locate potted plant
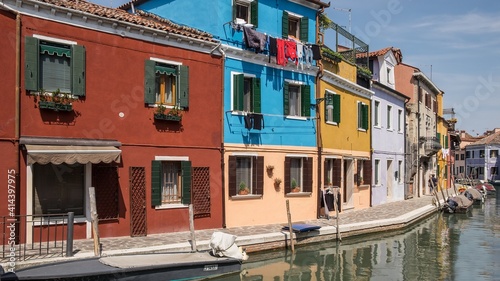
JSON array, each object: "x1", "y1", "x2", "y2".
[
  {"x1": 357, "y1": 66, "x2": 372, "y2": 79},
  {"x1": 154, "y1": 104, "x2": 182, "y2": 121},
  {"x1": 291, "y1": 178, "x2": 300, "y2": 193},
  {"x1": 274, "y1": 178, "x2": 282, "y2": 189},
  {"x1": 266, "y1": 165, "x2": 274, "y2": 176},
  {"x1": 321, "y1": 47, "x2": 343, "y2": 63},
  {"x1": 238, "y1": 181, "x2": 249, "y2": 195},
  {"x1": 37, "y1": 89, "x2": 75, "y2": 111}
]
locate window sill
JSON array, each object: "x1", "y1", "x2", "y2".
[
  {"x1": 286, "y1": 116, "x2": 307, "y2": 121},
  {"x1": 286, "y1": 192, "x2": 311, "y2": 197},
  {"x1": 33, "y1": 216, "x2": 87, "y2": 226},
  {"x1": 357, "y1": 128, "x2": 367, "y2": 132},
  {"x1": 326, "y1": 121, "x2": 338, "y2": 126},
  {"x1": 231, "y1": 194, "x2": 262, "y2": 200},
  {"x1": 155, "y1": 203, "x2": 188, "y2": 210}
]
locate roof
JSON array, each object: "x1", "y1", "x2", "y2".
[
  {"x1": 27, "y1": 0, "x2": 215, "y2": 42},
  {"x1": 469, "y1": 131, "x2": 500, "y2": 146},
  {"x1": 357, "y1": 46, "x2": 403, "y2": 64},
  {"x1": 118, "y1": 0, "x2": 330, "y2": 10}
]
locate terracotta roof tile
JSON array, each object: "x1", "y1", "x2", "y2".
[
  {"x1": 470, "y1": 131, "x2": 500, "y2": 145},
  {"x1": 33, "y1": 0, "x2": 215, "y2": 42},
  {"x1": 356, "y1": 46, "x2": 403, "y2": 64}
]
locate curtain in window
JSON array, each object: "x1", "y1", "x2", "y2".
[{"x1": 40, "y1": 53, "x2": 71, "y2": 93}]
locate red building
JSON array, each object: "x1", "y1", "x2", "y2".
[{"x1": 0, "y1": 0, "x2": 224, "y2": 242}]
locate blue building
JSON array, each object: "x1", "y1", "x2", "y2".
[{"x1": 120, "y1": 0, "x2": 330, "y2": 226}]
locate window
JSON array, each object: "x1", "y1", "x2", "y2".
[
  {"x1": 386, "y1": 67, "x2": 393, "y2": 84},
  {"x1": 284, "y1": 82, "x2": 310, "y2": 117},
  {"x1": 33, "y1": 163, "x2": 84, "y2": 216},
  {"x1": 25, "y1": 36, "x2": 85, "y2": 96},
  {"x1": 357, "y1": 102, "x2": 369, "y2": 130},
  {"x1": 387, "y1": 105, "x2": 392, "y2": 130},
  {"x1": 228, "y1": 156, "x2": 263, "y2": 196},
  {"x1": 480, "y1": 150, "x2": 485, "y2": 158},
  {"x1": 325, "y1": 91, "x2": 340, "y2": 124},
  {"x1": 233, "y1": 74, "x2": 261, "y2": 112},
  {"x1": 461, "y1": 153, "x2": 465, "y2": 160},
  {"x1": 285, "y1": 157, "x2": 312, "y2": 193},
  {"x1": 151, "y1": 160, "x2": 191, "y2": 206},
  {"x1": 490, "y1": 150, "x2": 498, "y2": 158},
  {"x1": 282, "y1": 11, "x2": 308, "y2": 41},
  {"x1": 324, "y1": 158, "x2": 341, "y2": 187},
  {"x1": 472, "y1": 151, "x2": 475, "y2": 158},
  {"x1": 374, "y1": 159, "x2": 380, "y2": 185},
  {"x1": 398, "y1": 160, "x2": 403, "y2": 183},
  {"x1": 466, "y1": 151, "x2": 470, "y2": 158},
  {"x1": 233, "y1": 0, "x2": 258, "y2": 26},
  {"x1": 398, "y1": 109, "x2": 403, "y2": 132},
  {"x1": 144, "y1": 60, "x2": 189, "y2": 108},
  {"x1": 374, "y1": 101, "x2": 380, "y2": 127},
  {"x1": 491, "y1": 167, "x2": 498, "y2": 177}
]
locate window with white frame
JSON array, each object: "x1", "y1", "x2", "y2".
[
  {"x1": 387, "y1": 105, "x2": 392, "y2": 130},
  {"x1": 374, "y1": 100, "x2": 380, "y2": 127},
  {"x1": 25, "y1": 36, "x2": 85, "y2": 96},
  {"x1": 233, "y1": 73, "x2": 261, "y2": 113},
  {"x1": 325, "y1": 91, "x2": 340, "y2": 124},
  {"x1": 151, "y1": 160, "x2": 191, "y2": 206},
  {"x1": 233, "y1": 0, "x2": 258, "y2": 26},
  {"x1": 33, "y1": 163, "x2": 85, "y2": 216},
  {"x1": 284, "y1": 81, "x2": 310, "y2": 117},
  {"x1": 374, "y1": 159, "x2": 380, "y2": 185},
  {"x1": 144, "y1": 60, "x2": 189, "y2": 108},
  {"x1": 282, "y1": 11, "x2": 308, "y2": 41},
  {"x1": 490, "y1": 150, "x2": 498, "y2": 158},
  {"x1": 398, "y1": 109, "x2": 403, "y2": 132},
  {"x1": 357, "y1": 101, "x2": 369, "y2": 130}
]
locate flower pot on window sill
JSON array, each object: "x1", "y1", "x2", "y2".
[
  {"x1": 291, "y1": 187, "x2": 301, "y2": 193},
  {"x1": 154, "y1": 113, "x2": 182, "y2": 121},
  {"x1": 39, "y1": 101, "x2": 73, "y2": 111}
]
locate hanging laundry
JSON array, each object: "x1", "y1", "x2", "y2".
[
  {"x1": 244, "y1": 114, "x2": 252, "y2": 129},
  {"x1": 296, "y1": 41, "x2": 304, "y2": 70},
  {"x1": 243, "y1": 26, "x2": 267, "y2": 53},
  {"x1": 268, "y1": 37, "x2": 277, "y2": 63},
  {"x1": 252, "y1": 113, "x2": 264, "y2": 130},
  {"x1": 304, "y1": 44, "x2": 313, "y2": 68},
  {"x1": 284, "y1": 40, "x2": 298, "y2": 65},
  {"x1": 311, "y1": 44, "x2": 322, "y2": 60},
  {"x1": 276, "y1": 38, "x2": 286, "y2": 66}
]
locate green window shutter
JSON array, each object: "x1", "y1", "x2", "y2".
[
  {"x1": 233, "y1": 74, "x2": 244, "y2": 110},
  {"x1": 300, "y1": 16, "x2": 309, "y2": 42},
  {"x1": 144, "y1": 60, "x2": 156, "y2": 104},
  {"x1": 437, "y1": 166, "x2": 440, "y2": 178},
  {"x1": 333, "y1": 94, "x2": 341, "y2": 123},
  {"x1": 151, "y1": 160, "x2": 162, "y2": 207},
  {"x1": 283, "y1": 82, "x2": 289, "y2": 116},
  {"x1": 71, "y1": 44, "x2": 86, "y2": 96},
  {"x1": 250, "y1": 0, "x2": 258, "y2": 27},
  {"x1": 445, "y1": 135, "x2": 448, "y2": 149},
  {"x1": 25, "y1": 36, "x2": 39, "y2": 91},
  {"x1": 362, "y1": 104, "x2": 369, "y2": 130},
  {"x1": 437, "y1": 132, "x2": 441, "y2": 146},
  {"x1": 181, "y1": 161, "x2": 192, "y2": 205},
  {"x1": 282, "y1": 11, "x2": 289, "y2": 38},
  {"x1": 252, "y1": 78, "x2": 261, "y2": 113},
  {"x1": 178, "y1": 65, "x2": 189, "y2": 108},
  {"x1": 301, "y1": 85, "x2": 311, "y2": 117}
]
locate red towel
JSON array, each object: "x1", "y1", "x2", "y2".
[{"x1": 284, "y1": 40, "x2": 298, "y2": 65}]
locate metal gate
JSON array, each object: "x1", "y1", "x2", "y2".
[
  {"x1": 129, "y1": 167, "x2": 147, "y2": 237},
  {"x1": 191, "y1": 167, "x2": 211, "y2": 218}
]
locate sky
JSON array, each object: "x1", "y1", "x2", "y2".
[{"x1": 90, "y1": 0, "x2": 500, "y2": 136}]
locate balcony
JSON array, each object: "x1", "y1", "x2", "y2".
[{"x1": 420, "y1": 137, "x2": 441, "y2": 156}]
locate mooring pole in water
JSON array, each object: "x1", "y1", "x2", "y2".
[
  {"x1": 431, "y1": 180, "x2": 441, "y2": 209},
  {"x1": 189, "y1": 204, "x2": 197, "y2": 252},
  {"x1": 334, "y1": 187, "x2": 341, "y2": 242},
  {"x1": 286, "y1": 200, "x2": 295, "y2": 253}
]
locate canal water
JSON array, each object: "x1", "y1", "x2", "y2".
[{"x1": 212, "y1": 194, "x2": 499, "y2": 281}]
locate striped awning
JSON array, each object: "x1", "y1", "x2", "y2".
[{"x1": 25, "y1": 145, "x2": 121, "y2": 165}]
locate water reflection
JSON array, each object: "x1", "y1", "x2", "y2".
[{"x1": 211, "y1": 195, "x2": 498, "y2": 281}]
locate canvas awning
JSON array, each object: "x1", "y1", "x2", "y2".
[{"x1": 25, "y1": 145, "x2": 121, "y2": 165}]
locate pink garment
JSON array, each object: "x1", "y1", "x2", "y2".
[
  {"x1": 276, "y1": 39, "x2": 286, "y2": 66},
  {"x1": 284, "y1": 40, "x2": 298, "y2": 65}
]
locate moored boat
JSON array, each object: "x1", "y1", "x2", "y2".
[
  {"x1": 475, "y1": 182, "x2": 496, "y2": 196},
  {"x1": 441, "y1": 194, "x2": 473, "y2": 214}
]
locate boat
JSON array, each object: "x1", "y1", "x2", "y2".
[
  {"x1": 458, "y1": 186, "x2": 485, "y2": 205},
  {"x1": 441, "y1": 194, "x2": 473, "y2": 214},
  {"x1": 1, "y1": 232, "x2": 247, "y2": 281},
  {"x1": 475, "y1": 182, "x2": 496, "y2": 196}
]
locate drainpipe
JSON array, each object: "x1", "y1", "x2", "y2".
[
  {"x1": 212, "y1": 43, "x2": 227, "y2": 228},
  {"x1": 15, "y1": 11, "x2": 22, "y2": 218},
  {"x1": 403, "y1": 97, "x2": 410, "y2": 199},
  {"x1": 315, "y1": 7, "x2": 325, "y2": 218},
  {"x1": 416, "y1": 79, "x2": 421, "y2": 198}
]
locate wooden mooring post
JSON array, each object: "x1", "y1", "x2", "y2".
[
  {"x1": 286, "y1": 200, "x2": 295, "y2": 253},
  {"x1": 88, "y1": 187, "x2": 101, "y2": 256},
  {"x1": 189, "y1": 204, "x2": 197, "y2": 252}
]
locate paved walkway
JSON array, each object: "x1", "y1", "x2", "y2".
[{"x1": 8, "y1": 194, "x2": 442, "y2": 268}]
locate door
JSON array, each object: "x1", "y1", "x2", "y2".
[
  {"x1": 343, "y1": 159, "x2": 354, "y2": 208},
  {"x1": 130, "y1": 166, "x2": 147, "y2": 237},
  {"x1": 386, "y1": 160, "x2": 393, "y2": 202}
]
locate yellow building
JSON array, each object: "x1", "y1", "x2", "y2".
[
  {"x1": 436, "y1": 91, "x2": 449, "y2": 190},
  {"x1": 318, "y1": 52, "x2": 374, "y2": 211}
]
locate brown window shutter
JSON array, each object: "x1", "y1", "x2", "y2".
[
  {"x1": 363, "y1": 160, "x2": 372, "y2": 185},
  {"x1": 284, "y1": 157, "x2": 291, "y2": 194},
  {"x1": 332, "y1": 159, "x2": 342, "y2": 187},
  {"x1": 323, "y1": 159, "x2": 328, "y2": 185},
  {"x1": 303, "y1": 157, "x2": 313, "y2": 192},
  {"x1": 254, "y1": 156, "x2": 264, "y2": 195},
  {"x1": 228, "y1": 156, "x2": 237, "y2": 196}
]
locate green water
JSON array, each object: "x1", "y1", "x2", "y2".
[{"x1": 213, "y1": 194, "x2": 499, "y2": 281}]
